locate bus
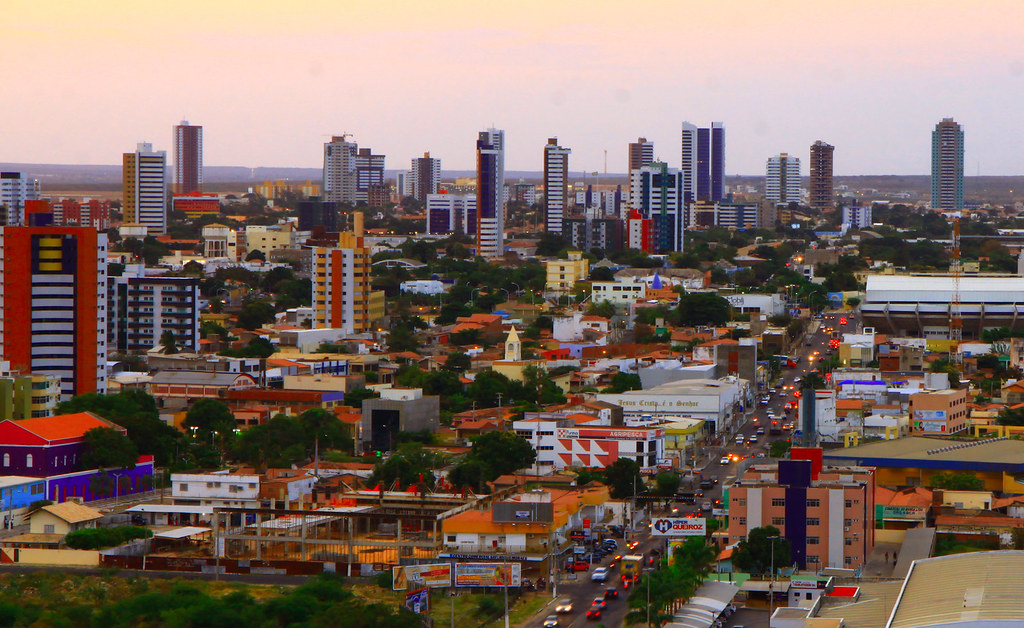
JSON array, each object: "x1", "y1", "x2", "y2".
[{"x1": 620, "y1": 555, "x2": 644, "y2": 584}]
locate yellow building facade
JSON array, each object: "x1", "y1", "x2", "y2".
[{"x1": 545, "y1": 250, "x2": 589, "y2": 294}]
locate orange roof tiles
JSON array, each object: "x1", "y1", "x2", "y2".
[{"x1": 12, "y1": 412, "x2": 121, "y2": 442}]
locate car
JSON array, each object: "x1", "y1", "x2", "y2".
[
  {"x1": 700, "y1": 479, "x2": 714, "y2": 489},
  {"x1": 756, "y1": 427, "x2": 766, "y2": 435},
  {"x1": 755, "y1": 452, "x2": 767, "y2": 458},
  {"x1": 604, "y1": 587, "x2": 619, "y2": 600},
  {"x1": 591, "y1": 567, "x2": 609, "y2": 582},
  {"x1": 627, "y1": 541, "x2": 640, "y2": 550},
  {"x1": 591, "y1": 597, "x2": 607, "y2": 610},
  {"x1": 701, "y1": 500, "x2": 712, "y2": 511},
  {"x1": 586, "y1": 608, "x2": 602, "y2": 620},
  {"x1": 735, "y1": 436, "x2": 745, "y2": 445},
  {"x1": 573, "y1": 560, "x2": 589, "y2": 571},
  {"x1": 603, "y1": 539, "x2": 619, "y2": 549},
  {"x1": 542, "y1": 616, "x2": 560, "y2": 628},
  {"x1": 720, "y1": 456, "x2": 730, "y2": 465},
  {"x1": 554, "y1": 600, "x2": 574, "y2": 614}
]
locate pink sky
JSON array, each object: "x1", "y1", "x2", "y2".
[{"x1": 2, "y1": 0, "x2": 1023, "y2": 175}]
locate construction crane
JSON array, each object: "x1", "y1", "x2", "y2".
[{"x1": 950, "y1": 219, "x2": 963, "y2": 363}]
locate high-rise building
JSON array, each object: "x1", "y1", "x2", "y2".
[
  {"x1": 0, "y1": 225, "x2": 108, "y2": 399},
  {"x1": 543, "y1": 138, "x2": 571, "y2": 234},
  {"x1": 297, "y1": 197, "x2": 340, "y2": 232},
  {"x1": 766, "y1": 153, "x2": 801, "y2": 205},
  {"x1": 842, "y1": 205, "x2": 872, "y2": 230},
  {"x1": 630, "y1": 163, "x2": 685, "y2": 253},
  {"x1": 426, "y1": 193, "x2": 476, "y2": 235},
  {"x1": 122, "y1": 142, "x2": 168, "y2": 235},
  {"x1": 311, "y1": 213, "x2": 385, "y2": 334},
  {"x1": 689, "y1": 201, "x2": 763, "y2": 230},
  {"x1": 409, "y1": 152, "x2": 441, "y2": 203},
  {"x1": 628, "y1": 137, "x2": 654, "y2": 175},
  {"x1": 108, "y1": 264, "x2": 199, "y2": 354},
  {"x1": 0, "y1": 172, "x2": 40, "y2": 226},
  {"x1": 354, "y1": 147, "x2": 385, "y2": 206},
  {"x1": 564, "y1": 210, "x2": 623, "y2": 254},
  {"x1": 627, "y1": 137, "x2": 654, "y2": 213},
  {"x1": 323, "y1": 135, "x2": 357, "y2": 205},
  {"x1": 809, "y1": 140, "x2": 834, "y2": 210},
  {"x1": 476, "y1": 128, "x2": 505, "y2": 258},
  {"x1": 681, "y1": 122, "x2": 725, "y2": 204},
  {"x1": 52, "y1": 199, "x2": 111, "y2": 230},
  {"x1": 931, "y1": 117, "x2": 964, "y2": 211},
  {"x1": 172, "y1": 191, "x2": 219, "y2": 219},
  {"x1": 173, "y1": 121, "x2": 203, "y2": 194}
]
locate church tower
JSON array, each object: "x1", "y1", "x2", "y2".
[{"x1": 504, "y1": 326, "x2": 522, "y2": 362}]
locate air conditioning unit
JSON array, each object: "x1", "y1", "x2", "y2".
[{"x1": 844, "y1": 527, "x2": 850, "y2": 532}]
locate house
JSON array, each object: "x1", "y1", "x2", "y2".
[
  {"x1": 0, "y1": 412, "x2": 123, "y2": 477},
  {"x1": 29, "y1": 501, "x2": 102, "y2": 536}
]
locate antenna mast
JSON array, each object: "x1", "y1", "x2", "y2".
[{"x1": 950, "y1": 219, "x2": 963, "y2": 363}]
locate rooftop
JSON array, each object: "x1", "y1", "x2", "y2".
[
  {"x1": 886, "y1": 551, "x2": 1024, "y2": 628},
  {"x1": 1, "y1": 412, "x2": 121, "y2": 443},
  {"x1": 38, "y1": 501, "x2": 103, "y2": 524},
  {"x1": 823, "y1": 435, "x2": 1024, "y2": 471}
]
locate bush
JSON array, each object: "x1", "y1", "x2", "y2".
[
  {"x1": 65, "y1": 526, "x2": 153, "y2": 550},
  {"x1": 373, "y1": 570, "x2": 393, "y2": 589}
]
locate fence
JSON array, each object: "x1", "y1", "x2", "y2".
[{"x1": 99, "y1": 554, "x2": 357, "y2": 576}]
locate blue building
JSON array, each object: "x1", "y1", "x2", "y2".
[{"x1": 0, "y1": 475, "x2": 47, "y2": 526}]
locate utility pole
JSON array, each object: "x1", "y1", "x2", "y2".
[
  {"x1": 769, "y1": 535, "x2": 779, "y2": 619},
  {"x1": 503, "y1": 562, "x2": 510, "y2": 628}
]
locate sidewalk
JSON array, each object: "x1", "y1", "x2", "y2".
[{"x1": 864, "y1": 542, "x2": 901, "y2": 578}]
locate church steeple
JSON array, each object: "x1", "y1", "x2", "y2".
[{"x1": 504, "y1": 326, "x2": 521, "y2": 362}]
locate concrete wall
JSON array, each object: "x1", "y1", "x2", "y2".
[
  {"x1": 8, "y1": 548, "x2": 100, "y2": 566},
  {"x1": 875, "y1": 529, "x2": 907, "y2": 545}
]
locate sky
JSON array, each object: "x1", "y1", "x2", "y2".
[{"x1": 3, "y1": 0, "x2": 1024, "y2": 176}]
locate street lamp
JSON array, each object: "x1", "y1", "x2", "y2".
[
  {"x1": 768, "y1": 535, "x2": 780, "y2": 618},
  {"x1": 509, "y1": 283, "x2": 521, "y2": 298},
  {"x1": 111, "y1": 472, "x2": 124, "y2": 509}
]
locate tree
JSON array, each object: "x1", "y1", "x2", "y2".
[
  {"x1": 236, "y1": 299, "x2": 276, "y2": 330},
  {"x1": 997, "y1": 406, "x2": 1024, "y2": 426},
  {"x1": 369, "y1": 443, "x2": 442, "y2": 489},
  {"x1": 469, "y1": 431, "x2": 536, "y2": 478},
  {"x1": 245, "y1": 249, "x2": 266, "y2": 262},
  {"x1": 442, "y1": 351, "x2": 471, "y2": 372},
  {"x1": 732, "y1": 525, "x2": 791, "y2": 577},
  {"x1": 929, "y1": 471, "x2": 984, "y2": 491},
  {"x1": 676, "y1": 292, "x2": 732, "y2": 326},
  {"x1": 601, "y1": 372, "x2": 642, "y2": 394},
  {"x1": 769, "y1": 439, "x2": 791, "y2": 459},
  {"x1": 654, "y1": 472, "x2": 681, "y2": 497},
  {"x1": 585, "y1": 300, "x2": 617, "y2": 319},
  {"x1": 535, "y1": 232, "x2": 569, "y2": 256},
  {"x1": 800, "y1": 371, "x2": 828, "y2": 390},
  {"x1": 83, "y1": 427, "x2": 138, "y2": 470},
  {"x1": 604, "y1": 458, "x2": 643, "y2": 499},
  {"x1": 56, "y1": 390, "x2": 183, "y2": 467},
  {"x1": 160, "y1": 330, "x2": 179, "y2": 354},
  {"x1": 233, "y1": 415, "x2": 307, "y2": 471},
  {"x1": 447, "y1": 457, "x2": 491, "y2": 493},
  {"x1": 183, "y1": 399, "x2": 237, "y2": 440},
  {"x1": 343, "y1": 387, "x2": 379, "y2": 410},
  {"x1": 298, "y1": 408, "x2": 351, "y2": 456}
]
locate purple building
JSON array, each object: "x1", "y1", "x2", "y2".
[{"x1": 0, "y1": 411, "x2": 153, "y2": 502}]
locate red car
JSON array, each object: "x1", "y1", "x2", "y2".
[
  {"x1": 573, "y1": 560, "x2": 589, "y2": 571},
  {"x1": 586, "y1": 608, "x2": 602, "y2": 620}
]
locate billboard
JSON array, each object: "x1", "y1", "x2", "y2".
[
  {"x1": 393, "y1": 563, "x2": 453, "y2": 590},
  {"x1": 454, "y1": 563, "x2": 521, "y2": 587},
  {"x1": 405, "y1": 588, "x2": 430, "y2": 614},
  {"x1": 650, "y1": 517, "x2": 706, "y2": 537}
]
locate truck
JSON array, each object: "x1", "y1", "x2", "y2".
[{"x1": 620, "y1": 555, "x2": 644, "y2": 584}]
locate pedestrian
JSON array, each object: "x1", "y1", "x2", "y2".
[
  {"x1": 884, "y1": 551, "x2": 888, "y2": 563},
  {"x1": 893, "y1": 551, "x2": 898, "y2": 566}
]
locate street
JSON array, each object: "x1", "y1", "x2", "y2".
[{"x1": 521, "y1": 312, "x2": 853, "y2": 627}]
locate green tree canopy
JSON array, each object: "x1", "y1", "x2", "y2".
[
  {"x1": 732, "y1": 525, "x2": 791, "y2": 576},
  {"x1": 676, "y1": 292, "x2": 732, "y2": 326},
  {"x1": 183, "y1": 399, "x2": 237, "y2": 439},
  {"x1": 654, "y1": 472, "x2": 681, "y2": 497},
  {"x1": 929, "y1": 471, "x2": 984, "y2": 491},
  {"x1": 603, "y1": 458, "x2": 644, "y2": 500},
  {"x1": 83, "y1": 427, "x2": 138, "y2": 470},
  {"x1": 601, "y1": 372, "x2": 642, "y2": 394},
  {"x1": 233, "y1": 414, "x2": 307, "y2": 471}
]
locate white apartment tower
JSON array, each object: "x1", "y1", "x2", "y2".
[
  {"x1": 543, "y1": 138, "x2": 571, "y2": 234},
  {"x1": 122, "y1": 142, "x2": 168, "y2": 235},
  {"x1": 476, "y1": 128, "x2": 505, "y2": 258},
  {"x1": 323, "y1": 135, "x2": 358, "y2": 205},
  {"x1": 766, "y1": 153, "x2": 802, "y2": 205},
  {"x1": 0, "y1": 172, "x2": 40, "y2": 226}
]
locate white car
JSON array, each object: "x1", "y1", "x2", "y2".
[
  {"x1": 554, "y1": 600, "x2": 574, "y2": 614},
  {"x1": 720, "y1": 456, "x2": 730, "y2": 465},
  {"x1": 591, "y1": 567, "x2": 609, "y2": 583}
]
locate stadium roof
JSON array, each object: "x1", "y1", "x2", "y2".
[
  {"x1": 886, "y1": 551, "x2": 1024, "y2": 627},
  {"x1": 822, "y1": 436, "x2": 1024, "y2": 473}
]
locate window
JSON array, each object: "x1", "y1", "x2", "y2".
[
  {"x1": 2, "y1": 454, "x2": 7, "y2": 467},
  {"x1": 25, "y1": 454, "x2": 32, "y2": 468},
  {"x1": 807, "y1": 537, "x2": 820, "y2": 545},
  {"x1": 845, "y1": 499, "x2": 853, "y2": 508},
  {"x1": 771, "y1": 498, "x2": 785, "y2": 507},
  {"x1": 31, "y1": 483, "x2": 43, "y2": 495},
  {"x1": 636, "y1": 442, "x2": 645, "y2": 452},
  {"x1": 807, "y1": 555, "x2": 819, "y2": 564},
  {"x1": 845, "y1": 538, "x2": 853, "y2": 546},
  {"x1": 447, "y1": 535, "x2": 456, "y2": 542},
  {"x1": 806, "y1": 592, "x2": 813, "y2": 600},
  {"x1": 738, "y1": 517, "x2": 746, "y2": 525},
  {"x1": 537, "y1": 445, "x2": 554, "y2": 451},
  {"x1": 844, "y1": 556, "x2": 854, "y2": 566},
  {"x1": 807, "y1": 517, "x2": 820, "y2": 526},
  {"x1": 735, "y1": 498, "x2": 747, "y2": 506},
  {"x1": 44, "y1": 524, "x2": 54, "y2": 534},
  {"x1": 771, "y1": 517, "x2": 785, "y2": 526},
  {"x1": 806, "y1": 498, "x2": 820, "y2": 508},
  {"x1": 179, "y1": 483, "x2": 189, "y2": 492},
  {"x1": 844, "y1": 518, "x2": 852, "y2": 527}
]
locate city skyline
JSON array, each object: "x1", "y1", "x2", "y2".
[{"x1": 1, "y1": 1, "x2": 1023, "y2": 175}]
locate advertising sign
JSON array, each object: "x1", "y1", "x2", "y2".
[
  {"x1": 454, "y1": 563, "x2": 521, "y2": 587},
  {"x1": 392, "y1": 563, "x2": 453, "y2": 590},
  {"x1": 913, "y1": 410, "x2": 947, "y2": 421},
  {"x1": 914, "y1": 420, "x2": 946, "y2": 432},
  {"x1": 405, "y1": 588, "x2": 430, "y2": 614},
  {"x1": 790, "y1": 578, "x2": 819, "y2": 589},
  {"x1": 881, "y1": 505, "x2": 927, "y2": 520},
  {"x1": 650, "y1": 517, "x2": 707, "y2": 537}
]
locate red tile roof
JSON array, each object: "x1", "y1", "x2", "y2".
[{"x1": 1, "y1": 412, "x2": 122, "y2": 445}]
